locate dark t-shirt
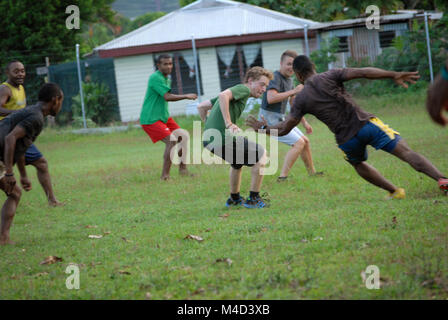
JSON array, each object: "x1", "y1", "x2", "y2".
[
  {"x1": 0, "y1": 105, "x2": 44, "y2": 162},
  {"x1": 290, "y1": 68, "x2": 375, "y2": 144},
  {"x1": 261, "y1": 71, "x2": 292, "y2": 114}
]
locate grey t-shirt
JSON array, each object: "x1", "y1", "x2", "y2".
[
  {"x1": 0, "y1": 105, "x2": 44, "y2": 163},
  {"x1": 261, "y1": 70, "x2": 293, "y2": 114},
  {"x1": 290, "y1": 68, "x2": 375, "y2": 145}
]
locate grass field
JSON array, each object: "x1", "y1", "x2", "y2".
[{"x1": 0, "y1": 89, "x2": 447, "y2": 299}]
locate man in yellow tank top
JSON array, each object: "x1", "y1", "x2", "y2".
[{"x1": 0, "y1": 60, "x2": 63, "y2": 206}]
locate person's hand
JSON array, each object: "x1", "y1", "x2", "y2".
[
  {"x1": 227, "y1": 123, "x2": 241, "y2": 134},
  {"x1": 186, "y1": 93, "x2": 198, "y2": 100},
  {"x1": 4, "y1": 175, "x2": 16, "y2": 195},
  {"x1": 293, "y1": 84, "x2": 304, "y2": 95},
  {"x1": 20, "y1": 176, "x2": 32, "y2": 191},
  {"x1": 304, "y1": 122, "x2": 313, "y2": 134},
  {"x1": 246, "y1": 115, "x2": 267, "y2": 131},
  {"x1": 394, "y1": 71, "x2": 420, "y2": 89}
]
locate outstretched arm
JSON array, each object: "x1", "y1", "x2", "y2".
[
  {"x1": 164, "y1": 92, "x2": 197, "y2": 102},
  {"x1": 267, "y1": 84, "x2": 303, "y2": 105},
  {"x1": 344, "y1": 68, "x2": 420, "y2": 88},
  {"x1": 197, "y1": 99, "x2": 212, "y2": 122},
  {"x1": 246, "y1": 114, "x2": 301, "y2": 137}
]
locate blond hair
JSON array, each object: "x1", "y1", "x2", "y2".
[
  {"x1": 244, "y1": 66, "x2": 273, "y2": 83},
  {"x1": 281, "y1": 50, "x2": 298, "y2": 62}
]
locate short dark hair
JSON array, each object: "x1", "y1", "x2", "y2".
[
  {"x1": 156, "y1": 54, "x2": 172, "y2": 64},
  {"x1": 5, "y1": 60, "x2": 23, "y2": 71},
  {"x1": 293, "y1": 55, "x2": 315, "y2": 78},
  {"x1": 38, "y1": 83, "x2": 62, "y2": 102}
]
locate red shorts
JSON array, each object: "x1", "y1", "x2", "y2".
[{"x1": 141, "y1": 117, "x2": 181, "y2": 143}]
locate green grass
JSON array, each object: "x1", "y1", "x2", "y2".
[{"x1": 0, "y1": 89, "x2": 447, "y2": 299}]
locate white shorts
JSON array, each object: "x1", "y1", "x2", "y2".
[{"x1": 273, "y1": 127, "x2": 305, "y2": 146}]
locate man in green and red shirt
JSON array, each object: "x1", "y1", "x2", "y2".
[{"x1": 140, "y1": 54, "x2": 197, "y2": 180}]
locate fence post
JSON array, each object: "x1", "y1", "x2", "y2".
[
  {"x1": 76, "y1": 44, "x2": 87, "y2": 128},
  {"x1": 424, "y1": 12, "x2": 434, "y2": 83},
  {"x1": 191, "y1": 35, "x2": 202, "y2": 102},
  {"x1": 45, "y1": 57, "x2": 56, "y2": 127},
  {"x1": 304, "y1": 24, "x2": 310, "y2": 56}
]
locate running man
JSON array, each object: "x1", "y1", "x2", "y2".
[
  {"x1": 0, "y1": 60, "x2": 63, "y2": 206},
  {"x1": 247, "y1": 55, "x2": 448, "y2": 197},
  {"x1": 426, "y1": 58, "x2": 448, "y2": 126},
  {"x1": 0, "y1": 83, "x2": 63, "y2": 245},
  {"x1": 140, "y1": 54, "x2": 197, "y2": 180},
  {"x1": 201, "y1": 67, "x2": 273, "y2": 208},
  {"x1": 259, "y1": 50, "x2": 321, "y2": 181}
]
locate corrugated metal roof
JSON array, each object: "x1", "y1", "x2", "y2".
[
  {"x1": 318, "y1": 11, "x2": 443, "y2": 30},
  {"x1": 95, "y1": 0, "x2": 320, "y2": 51}
]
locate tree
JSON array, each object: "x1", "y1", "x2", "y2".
[
  {"x1": 310, "y1": 37, "x2": 340, "y2": 72},
  {"x1": 78, "y1": 11, "x2": 167, "y2": 55},
  {"x1": 179, "y1": 0, "x2": 446, "y2": 22},
  {"x1": 125, "y1": 12, "x2": 166, "y2": 33},
  {"x1": 0, "y1": 0, "x2": 116, "y2": 102},
  {"x1": 179, "y1": 0, "x2": 196, "y2": 6},
  {"x1": 0, "y1": 0, "x2": 116, "y2": 65}
]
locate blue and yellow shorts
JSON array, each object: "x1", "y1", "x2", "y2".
[
  {"x1": 25, "y1": 144, "x2": 44, "y2": 165},
  {"x1": 338, "y1": 118, "x2": 401, "y2": 164}
]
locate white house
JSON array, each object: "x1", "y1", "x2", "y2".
[{"x1": 94, "y1": 0, "x2": 321, "y2": 122}]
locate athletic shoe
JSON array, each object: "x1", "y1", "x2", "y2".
[
  {"x1": 311, "y1": 171, "x2": 324, "y2": 176},
  {"x1": 386, "y1": 188, "x2": 406, "y2": 200},
  {"x1": 438, "y1": 178, "x2": 448, "y2": 191},
  {"x1": 225, "y1": 196, "x2": 244, "y2": 208},
  {"x1": 243, "y1": 195, "x2": 268, "y2": 209}
]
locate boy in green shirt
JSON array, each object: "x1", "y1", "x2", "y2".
[
  {"x1": 198, "y1": 67, "x2": 273, "y2": 208},
  {"x1": 140, "y1": 54, "x2": 197, "y2": 180}
]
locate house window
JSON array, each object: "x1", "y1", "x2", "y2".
[
  {"x1": 379, "y1": 31, "x2": 396, "y2": 48},
  {"x1": 337, "y1": 36, "x2": 349, "y2": 53},
  {"x1": 216, "y1": 43, "x2": 263, "y2": 91},
  {"x1": 152, "y1": 51, "x2": 203, "y2": 95}
]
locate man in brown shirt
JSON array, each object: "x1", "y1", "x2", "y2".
[{"x1": 247, "y1": 55, "x2": 448, "y2": 198}]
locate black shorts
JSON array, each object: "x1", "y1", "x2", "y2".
[{"x1": 204, "y1": 136, "x2": 265, "y2": 170}]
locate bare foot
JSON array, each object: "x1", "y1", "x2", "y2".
[
  {"x1": 161, "y1": 175, "x2": 170, "y2": 181},
  {"x1": 49, "y1": 200, "x2": 65, "y2": 207}
]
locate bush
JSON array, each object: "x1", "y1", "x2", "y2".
[
  {"x1": 72, "y1": 81, "x2": 120, "y2": 126},
  {"x1": 72, "y1": 116, "x2": 97, "y2": 128},
  {"x1": 310, "y1": 37, "x2": 340, "y2": 73}
]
